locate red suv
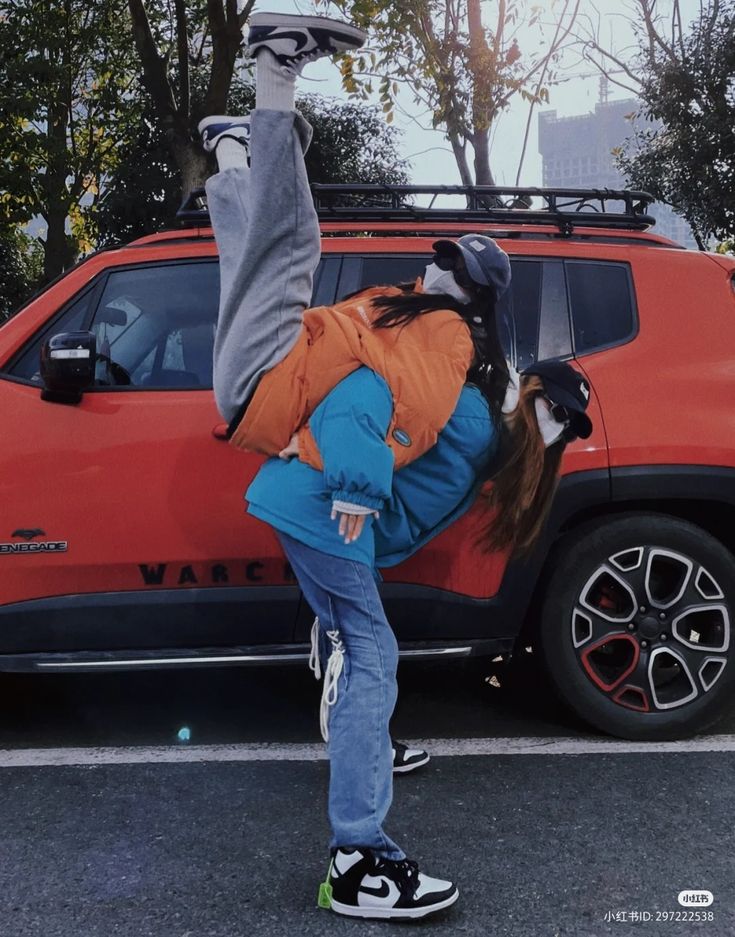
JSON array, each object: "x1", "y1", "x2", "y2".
[{"x1": 1, "y1": 186, "x2": 734, "y2": 741}]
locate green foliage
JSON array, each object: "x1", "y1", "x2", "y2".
[
  {"x1": 96, "y1": 93, "x2": 184, "y2": 246},
  {"x1": 316, "y1": 0, "x2": 575, "y2": 183},
  {"x1": 298, "y1": 94, "x2": 410, "y2": 186},
  {"x1": 97, "y1": 82, "x2": 409, "y2": 244},
  {"x1": 0, "y1": 227, "x2": 43, "y2": 321},
  {"x1": 0, "y1": 0, "x2": 140, "y2": 279},
  {"x1": 616, "y1": 0, "x2": 735, "y2": 244},
  {"x1": 125, "y1": 0, "x2": 253, "y2": 195}
]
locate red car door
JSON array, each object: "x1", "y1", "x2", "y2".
[{"x1": 0, "y1": 254, "x2": 297, "y2": 654}]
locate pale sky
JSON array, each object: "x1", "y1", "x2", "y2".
[{"x1": 252, "y1": 0, "x2": 702, "y2": 187}]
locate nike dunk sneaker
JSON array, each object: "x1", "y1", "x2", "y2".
[
  {"x1": 247, "y1": 13, "x2": 367, "y2": 78},
  {"x1": 392, "y1": 738, "x2": 430, "y2": 774},
  {"x1": 197, "y1": 115, "x2": 251, "y2": 155},
  {"x1": 318, "y1": 846, "x2": 459, "y2": 919}
]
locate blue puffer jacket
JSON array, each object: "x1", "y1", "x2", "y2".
[{"x1": 245, "y1": 367, "x2": 500, "y2": 568}]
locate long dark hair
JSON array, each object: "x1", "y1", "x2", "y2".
[
  {"x1": 371, "y1": 282, "x2": 510, "y2": 417},
  {"x1": 477, "y1": 375, "x2": 566, "y2": 560},
  {"x1": 369, "y1": 283, "x2": 567, "y2": 561}
]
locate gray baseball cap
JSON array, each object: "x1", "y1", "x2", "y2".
[{"x1": 433, "y1": 235, "x2": 512, "y2": 298}]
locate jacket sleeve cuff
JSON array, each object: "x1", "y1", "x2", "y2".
[{"x1": 332, "y1": 490, "x2": 384, "y2": 512}]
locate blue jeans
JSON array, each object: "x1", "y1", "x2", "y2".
[{"x1": 277, "y1": 530, "x2": 406, "y2": 861}]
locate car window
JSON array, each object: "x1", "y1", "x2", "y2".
[
  {"x1": 360, "y1": 256, "x2": 429, "y2": 290},
  {"x1": 336, "y1": 254, "x2": 428, "y2": 300},
  {"x1": 90, "y1": 261, "x2": 221, "y2": 388},
  {"x1": 6, "y1": 289, "x2": 95, "y2": 383},
  {"x1": 341, "y1": 253, "x2": 572, "y2": 370},
  {"x1": 566, "y1": 261, "x2": 636, "y2": 355},
  {"x1": 6, "y1": 258, "x2": 334, "y2": 389},
  {"x1": 500, "y1": 259, "x2": 572, "y2": 369},
  {"x1": 5, "y1": 260, "x2": 223, "y2": 389},
  {"x1": 312, "y1": 256, "x2": 340, "y2": 305}
]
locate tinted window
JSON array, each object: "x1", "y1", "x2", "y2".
[
  {"x1": 312, "y1": 257, "x2": 338, "y2": 305},
  {"x1": 498, "y1": 260, "x2": 572, "y2": 368},
  {"x1": 6, "y1": 261, "x2": 222, "y2": 389},
  {"x1": 498, "y1": 261, "x2": 542, "y2": 369},
  {"x1": 566, "y1": 261, "x2": 635, "y2": 354},
  {"x1": 344, "y1": 253, "x2": 572, "y2": 370},
  {"x1": 336, "y1": 254, "x2": 428, "y2": 300},
  {"x1": 360, "y1": 256, "x2": 428, "y2": 290},
  {"x1": 7, "y1": 289, "x2": 94, "y2": 383}
]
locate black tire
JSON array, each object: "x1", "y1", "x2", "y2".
[{"x1": 538, "y1": 512, "x2": 735, "y2": 740}]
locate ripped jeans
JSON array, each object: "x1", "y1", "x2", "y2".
[{"x1": 276, "y1": 530, "x2": 406, "y2": 861}]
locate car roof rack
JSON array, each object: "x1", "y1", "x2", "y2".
[{"x1": 176, "y1": 184, "x2": 657, "y2": 233}]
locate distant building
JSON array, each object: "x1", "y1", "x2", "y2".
[{"x1": 538, "y1": 98, "x2": 696, "y2": 248}]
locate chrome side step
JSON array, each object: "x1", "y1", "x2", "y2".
[
  {"x1": 0, "y1": 641, "x2": 506, "y2": 674},
  {"x1": 37, "y1": 653, "x2": 314, "y2": 670}
]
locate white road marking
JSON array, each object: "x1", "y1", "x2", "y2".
[{"x1": 1, "y1": 735, "x2": 735, "y2": 768}]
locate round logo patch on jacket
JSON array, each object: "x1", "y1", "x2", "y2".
[{"x1": 392, "y1": 428, "x2": 412, "y2": 447}]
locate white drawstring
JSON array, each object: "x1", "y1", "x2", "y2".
[
  {"x1": 309, "y1": 616, "x2": 322, "y2": 681},
  {"x1": 308, "y1": 616, "x2": 346, "y2": 743},
  {"x1": 320, "y1": 630, "x2": 345, "y2": 743}
]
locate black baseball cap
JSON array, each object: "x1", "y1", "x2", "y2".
[{"x1": 521, "y1": 360, "x2": 593, "y2": 440}]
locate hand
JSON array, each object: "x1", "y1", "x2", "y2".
[
  {"x1": 330, "y1": 507, "x2": 380, "y2": 544},
  {"x1": 278, "y1": 432, "x2": 300, "y2": 460}
]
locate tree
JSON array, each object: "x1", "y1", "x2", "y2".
[
  {"x1": 0, "y1": 228, "x2": 36, "y2": 321},
  {"x1": 126, "y1": 0, "x2": 255, "y2": 196},
  {"x1": 97, "y1": 84, "x2": 410, "y2": 245},
  {"x1": 0, "y1": 0, "x2": 139, "y2": 282},
  {"x1": 316, "y1": 0, "x2": 581, "y2": 186},
  {"x1": 576, "y1": 0, "x2": 735, "y2": 246},
  {"x1": 298, "y1": 93, "x2": 410, "y2": 186},
  {"x1": 617, "y1": 3, "x2": 735, "y2": 245}
]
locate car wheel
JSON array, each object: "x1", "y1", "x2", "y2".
[{"x1": 538, "y1": 512, "x2": 735, "y2": 740}]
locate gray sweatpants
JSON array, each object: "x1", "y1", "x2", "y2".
[{"x1": 205, "y1": 109, "x2": 321, "y2": 427}]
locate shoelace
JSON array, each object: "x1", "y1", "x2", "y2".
[
  {"x1": 374, "y1": 856, "x2": 421, "y2": 899},
  {"x1": 309, "y1": 616, "x2": 345, "y2": 743},
  {"x1": 281, "y1": 44, "x2": 336, "y2": 76}
]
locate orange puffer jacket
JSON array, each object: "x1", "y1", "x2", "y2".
[{"x1": 228, "y1": 285, "x2": 475, "y2": 471}]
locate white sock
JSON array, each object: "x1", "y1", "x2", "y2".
[
  {"x1": 215, "y1": 137, "x2": 249, "y2": 173},
  {"x1": 255, "y1": 49, "x2": 296, "y2": 111}
]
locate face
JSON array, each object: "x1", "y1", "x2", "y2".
[{"x1": 433, "y1": 250, "x2": 476, "y2": 293}]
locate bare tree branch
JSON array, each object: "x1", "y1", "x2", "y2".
[
  {"x1": 515, "y1": 0, "x2": 580, "y2": 186},
  {"x1": 635, "y1": 0, "x2": 676, "y2": 65},
  {"x1": 580, "y1": 48, "x2": 642, "y2": 95},
  {"x1": 579, "y1": 36, "x2": 643, "y2": 87},
  {"x1": 127, "y1": 0, "x2": 179, "y2": 122},
  {"x1": 204, "y1": 0, "x2": 244, "y2": 113},
  {"x1": 238, "y1": 0, "x2": 257, "y2": 31}
]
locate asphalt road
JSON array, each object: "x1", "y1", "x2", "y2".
[{"x1": 1, "y1": 655, "x2": 733, "y2": 937}]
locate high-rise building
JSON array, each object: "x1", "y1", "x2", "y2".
[{"x1": 538, "y1": 99, "x2": 696, "y2": 248}]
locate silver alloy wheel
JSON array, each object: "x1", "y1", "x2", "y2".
[{"x1": 571, "y1": 546, "x2": 730, "y2": 713}]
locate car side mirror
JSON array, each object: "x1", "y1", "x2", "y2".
[{"x1": 40, "y1": 331, "x2": 96, "y2": 404}]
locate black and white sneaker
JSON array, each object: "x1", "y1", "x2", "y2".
[
  {"x1": 392, "y1": 738, "x2": 430, "y2": 774},
  {"x1": 247, "y1": 13, "x2": 367, "y2": 78},
  {"x1": 197, "y1": 115, "x2": 251, "y2": 154},
  {"x1": 319, "y1": 846, "x2": 459, "y2": 919}
]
